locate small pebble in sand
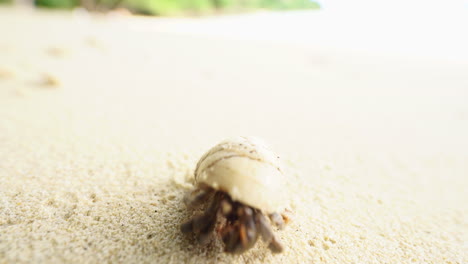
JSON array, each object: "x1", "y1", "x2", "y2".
[
  {"x1": 85, "y1": 36, "x2": 106, "y2": 52},
  {"x1": 181, "y1": 136, "x2": 290, "y2": 254},
  {"x1": 0, "y1": 67, "x2": 15, "y2": 80},
  {"x1": 46, "y1": 47, "x2": 69, "y2": 58},
  {"x1": 38, "y1": 73, "x2": 61, "y2": 88}
]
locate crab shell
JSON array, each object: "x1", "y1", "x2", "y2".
[{"x1": 195, "y1": 136, "x2": 287, "y2": 213}]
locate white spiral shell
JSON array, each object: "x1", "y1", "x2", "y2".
[{"x1": 195, "y1": 136, "x2": 286, "y2": 213}]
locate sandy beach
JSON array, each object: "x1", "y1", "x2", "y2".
[{"x1": 0, "y1": 5, "x2": 467, "y2": 263}]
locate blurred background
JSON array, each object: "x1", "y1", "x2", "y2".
[
  {"x1": 1, "y1": 0, "x2": 467, "y2": 150},
  {"x1": 2, "y1": 0, "x2": 320, "y2": 15}
]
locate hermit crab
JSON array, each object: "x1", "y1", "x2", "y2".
[{"x1": 181, "y1": 136, "x2": 290, "y2": 254}]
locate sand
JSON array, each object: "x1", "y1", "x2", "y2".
[{"x1": 0, "y1": 6, "x2": 467, "y2": 264}]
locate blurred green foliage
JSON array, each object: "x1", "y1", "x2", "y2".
[
  {"x1": 124, "y1": 0, "x2": 214, "y2": 15},
  {"x1": 35, "y1": 0, "x2": 78, "y2": 9},
  {"x1": 0, "y1": 0, "x2": 13, "y2": 4},
  {"x1": 32, "y1": 0, "x2": 320, "y2": 15}
]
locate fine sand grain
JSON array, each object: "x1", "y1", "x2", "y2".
[{"x1": 0, "y1": 7, "x2": 467, "y2": 264}]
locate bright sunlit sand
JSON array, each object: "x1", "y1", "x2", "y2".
[{"x1": 0, "y1": 4, "x2": 467, "y2": 263}]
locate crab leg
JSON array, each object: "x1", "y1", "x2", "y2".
[
  {"x1": 237, "y1": 207, "x2": 259, "y2": 253},
  {"x1": 256, "y1": 213, "x2": 284, "y2": 253},
  {"x1": 268, "y1": 212, "x2": 285, "y2": 230},
  {"x1": 222, "y1": 225, "x2": 241, "y2": 253},
  {"x1": 181, "y1": 192, "x2": 222, "y2": 244},
  {"x1": 183, "y1": 185, "x2": 215, "y2": 208}
]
